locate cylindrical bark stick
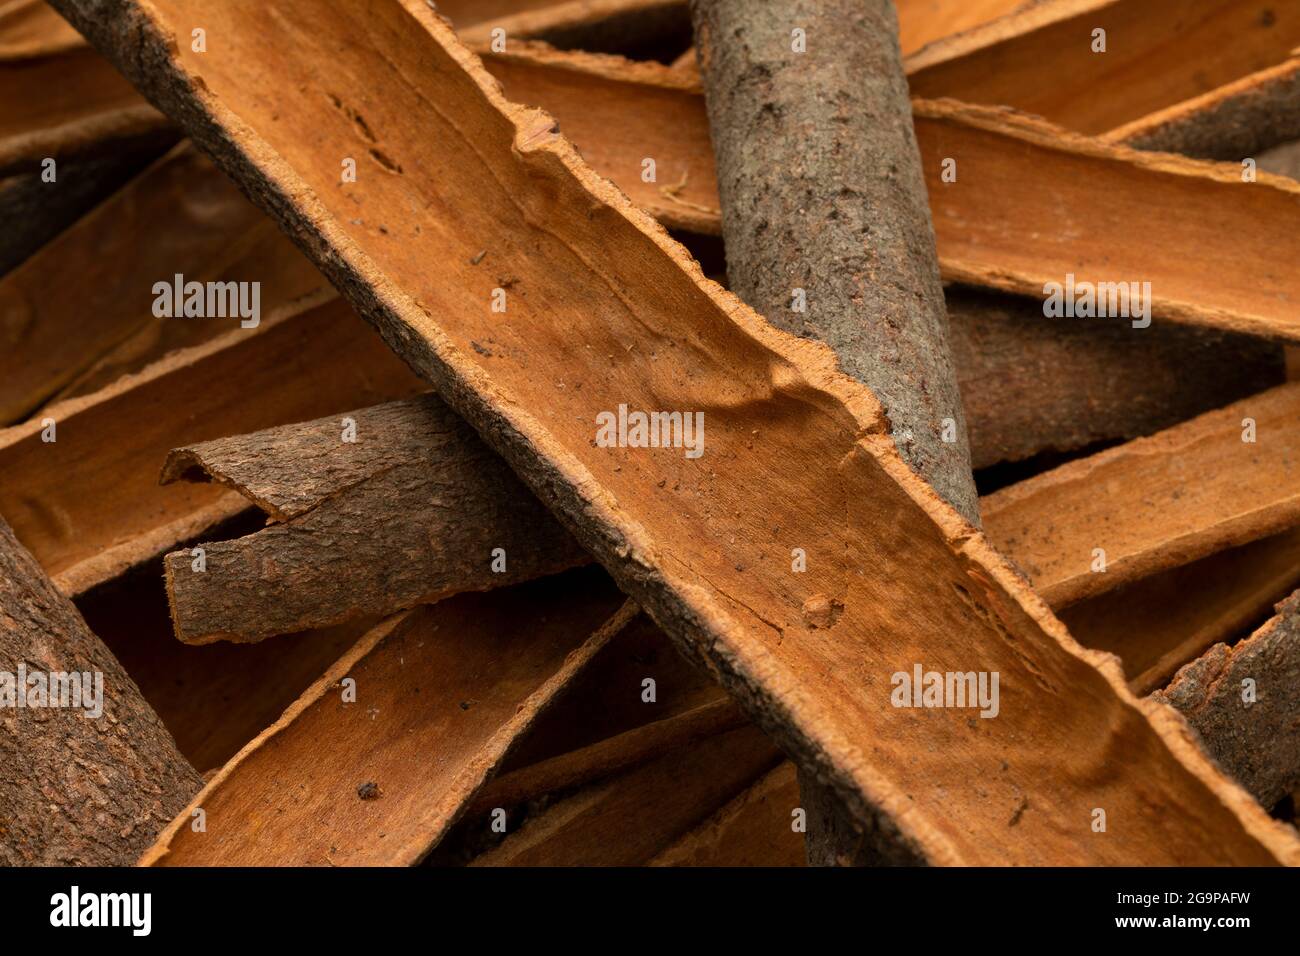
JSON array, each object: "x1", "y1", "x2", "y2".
[{"x1": 0, "y1": 514, "x2": 202, "y2": 865}]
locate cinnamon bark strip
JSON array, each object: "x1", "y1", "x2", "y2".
[
  {"x1": 57, "y1": 0, "x2": 1299, "y2": 865},
  {"x1": 649, "y1": 761, "x2": 805, "y2": 867},
  {"x1": 478, "y1": 46, "x2": 1300, "y2": 343},
  {"x1": 160, "y1": 394, "x2": 588, "y2": 644},
  {"x1": 140, "y1": 573, "x2": 634, "y2": 866},
  {"x1": 0, "y1": 143, "x2": 326, "y2": 423},
  {"x1": 0, "y1": 514, "x2": 202, "y2": 865},
  {"x1": 983, "y1": 381, "x2": 1300, "y2": 608},
  {"x1": 1064, "y1": 527, "x2": 1300, "y2": 696},
  {"x1": 907, "y1": 0, "x2": 1300, "y2": 137},
  {"x1": 469, "y1": 724, "x2": 783, "y2": 866}
]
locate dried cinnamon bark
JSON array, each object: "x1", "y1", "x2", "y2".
[
  {"x1": 907, "y1": 0, "x2": 1300, "y2": 137},
  {"x1": 2, "y1": 306, "x2": 387, "y2": 592},
  {"x1": 470, "y1": 724, "x2": 783, "y2": 866},
  {"x1": 1065, "y1": 527, "x2": 1300, "y2": 695},
  {"x1": 0, "y1": 143, "x2": 326, "y2": 422},
  {"x1": 141, "y1": 573, "x2": 633, "y2": 866},
  {"x1": 1154, "y1": 591, "x2": 1300, "y2": 808},
  {"x1": 983, "y1": 381, "x2": 1300, "y2": 608},
  {"x1": 0, "y1": 139, "x2": 169, "y2": 277},
  {"x1": 0, "y1": 514, "x2": 201, "y2": 865},
  {"x1": 689, "y1": 0, "x2": 976, "y2": 866},
  {"x1": 58, "y1": 0, "x2": 1300, "y2": 865},
  {"x1": 649, "y1": 761, "x2": 804, "y2": 867},
  {"x1": 946, "y1": 286, "x2": 1282, "y2": 469},
  {"x1": 0, "y1": 294, "x2": 424, "y2": 596},
  {"x1": 161, "y1": 395, "x2": 588, "y2": 644},
  {"x1": 480, "y1": 46, "x2": 1300, "y2": 343},
  {"x1": 1109, "y1": 58, "x2": 1300, "y2": 161}
]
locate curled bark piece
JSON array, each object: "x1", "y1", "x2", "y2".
[
  {"x1": 161, "y1": 394, "x2": 589, "y2": 644},
  {"x1": 1154, "y1": 591, "x2": 1300, "y2": 809},
  {"x1": 141, "y1": 572, "x2": 632, "y2": 866},
  {"x1": 689, "y1": 0, "x2": 977, "y2": 523},
  {"x1": 0, "y1": 293, "x2": 424, "y2": 596},
  {"x1": 983, "y1": 381, "x2": 1300, "y2": 608},
  {"x1": 0, "y1": 514, "x2": 202, "y2": 865},
  {"x1": 59, "y1": 0, "x2": 1300, "y2": 865}
]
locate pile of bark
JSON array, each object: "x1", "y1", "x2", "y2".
[{"x1": 3, "y1": 0, "x2": 1299, "y2": 867}]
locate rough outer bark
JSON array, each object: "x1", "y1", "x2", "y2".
[
  {"x1": 1153, "y1": 590, "x2": 1300, "y2": 808},
  {"x1": 1108, "y1": 58, "x2": 1300, "y2": 161},
  {"x1": 690, "y1": 0, "x2": 977, "y2": 867},
  {"x1": 0, "y1": 294, "x2": 424, "y2": 598},
  {"x1": 689, "y1": 0, "x2": 978, "y2": 525},
  {"x1": 0, "y1": 514, "x2": 201, "y2": 865},
  {"x1": 162, "y1": 394, "x2": 590, "y2": 644},
  {"x1": 58, "y1": 0, "x2": 1300, "y2": 867},
  {"x1": 946, "y1": 285, "x2": 1284, "y2": 470}
]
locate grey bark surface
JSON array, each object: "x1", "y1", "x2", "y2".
[
  {"x1": 948, "y1": 285, "x2": 1285, "y2": 469},
  {"x1": 0, "y1": 515, "x2": 201, "y2": 865},
  {"x1": 1152, "y1": 590, "x2": 1300, "y2": 809},
  {"x1": 161, "y1": 394, "x2": 589, "y2": 644},
  {"x1": 689, "y1": 0, "x2": 978, "y2": 523},
  {"x1": 689, "y1": 0, "x2": 972, "y2": 866},
  {"x1": 1121, "y1": 67, "x2": 1300, "y2": 162}
]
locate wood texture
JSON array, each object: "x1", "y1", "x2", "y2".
[
  {"x1": 0, "y1": 514, "x2": 202, "y2": 865},
  {"x1": 1109, "y1": 57, "x2": 1300, "y2": 160},
  {"x1": 0, "y1": 138, "x2": 169, "y2": 277},
  {"x1": 1154, "y1": 590, "x2": 1300, "y2": 808},
  {"x1": 690, "y1": 0, "x2": 976, "y2": 866},
  {"x1": 984, "y1": 382, "x2": 1300, "y2": 608},
  {"x1": 141, "y1": 572, "x2": 632, "y2": 866},
  {"x1": 0, "y1": 39, "x2": 168, "y2": 175},
  {"x1": 57, "y1": 0, "x2": 1300, "y2": 865},
  {"x1": 0, "y1": 294, "x2": 425, "y2": 596},
  {"x1": 946, "y1": 286, "x2": 1282, "y2": 470},
  {"x1": 161, "y1": 394, "x2": 588, "y2": 644}
]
